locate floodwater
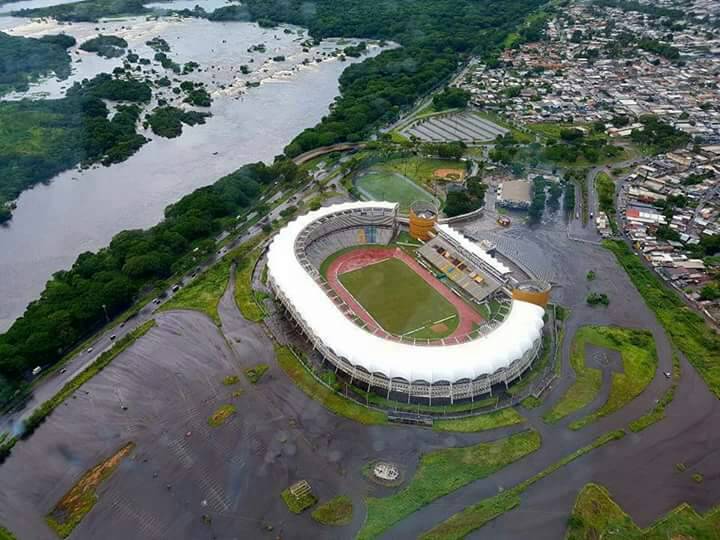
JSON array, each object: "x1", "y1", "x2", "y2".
[{"x1": 0, "y1": 12, "x2": 381, "y2": 331}]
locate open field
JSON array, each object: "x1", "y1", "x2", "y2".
[
  {"x1": 358, "y1": 430, "x2": 541, "y2": 540},
  {"x1": 370, "y1": 156, "x2": 465, "y2": 189},
  {"x1": 339, "y1": 257, "x2": 459, "y2": 339},
  {"x1": 566, "y1": 483, "x2": 720, "y2": 540},
  {"x1": 355, "y1": 170, "x2": 438, "y2": 211}
]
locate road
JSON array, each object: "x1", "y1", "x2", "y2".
[{"x1": 0, "y1": 167, "x2": 342, "y2": 437}]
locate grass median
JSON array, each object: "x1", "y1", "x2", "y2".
[
  {"x1": 274, "y1": 345, "x2": 387, "y2": 425},
  {"x1": 421, "y1": 430, "x2": 625, "y2": 540},
  {"x1": 566, "y1": 482, "x2": 720, "y2": 539},
  {"x1": 357, "y1": 430, "x2": 541, "y2": 540},
  {"x1": 629, "y1": 351, "x2": 680, "y2": 433},
  {"x1": 311, "y1": 495, "x2": 353, "y2": 526}
]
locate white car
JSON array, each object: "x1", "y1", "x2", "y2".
[{"x1": 87, "y1": 347, "x2": 93, "y2": 354}]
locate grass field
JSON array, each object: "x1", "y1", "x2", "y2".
[
  {"x1": 545, "y1": 326, "x2": 657, "y2": 428},
  {"x1": 566, "y1": 483, "x2": 720, "y2": 540},
  {"x1": 568, "y1": 327, "x2": 657, "y2": 430},
  {"x1": 421, "y1": 431, "x2": 625, "y2": 540},
  {"x1": 274, "y1": 345, "x2": 387, "y2": 425},
  {"x1": 355, "y1": 169, "x2": 438, "y2": 211},
  {"x1": 433, "y1": 408, "x2": 524, "y2": 433},
  {"x1": 339, "y1": 257, "x2": 458, "y2": 339},
  {"x1": 358, "y1": 430, "x2": 541, "y2": 540},
  {"x1": 605, "y1": 240, "x2": 720, "y2": 399}
]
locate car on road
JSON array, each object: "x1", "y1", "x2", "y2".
[
  {"x1": 87, "y1": 347, "x2": 93, "y2": 354},
  {"x1": 172, "y1": 284, "x2": 181, "y2": 293},
  {"x1": 110, "y1": 335, "x2": 116, "y2": 341}
]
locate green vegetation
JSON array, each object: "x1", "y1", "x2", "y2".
[
  {"x1": 630, "y1": 116, "x2": 691, "y2": 154},
  {"x1": 605, "y1": 240, "x2": 720, "y2": 399},
  {"x1": 586, "y1": 292, "x2": 609, "y2": 306},
  {"x1": 0, "y1": 31, "x2": 74, "y2": 96},
  {"x1": 432, "y1": 88, "x2": 470, "y2": 111},
  {"x1": 507, "y1": 333, "x2": 552, "y2": 397},
  {"x1": 358, "y1": 430, "x2": 541, "y2": 540},
  {"x1": 422, "y1": 431, "x2": 626, "y2": 540},
  {"x1": 46, "y1": 442, "x2": 136, "y2": 538},
  {"x1": 146, "y1": 106, "x2": 211, "y2": 138},
  {"x1": 160, "y1": 257, "x2": 232, "y2": 324},
  {"x1": 222, "y1": 375, "x2": 240, "y2": 386},
  {"x1": 546, "y1": 326, "x2": 657, "y2": 429},
  {"x1": 444, "y1": 175, "x2": 487, "y2": 217},
  {"x1": 21, "y1": 321, "x2": 155, "y2": 440},
  {"x1": 355, "y1": 169, "x2": 438, "y2": 211},
  {"x1": 629, "y1": 352, "x2": 679, "y2": 432},
  {"x1": 339, "y1": 257, "x2": 458, "y2": 339},
  {"x1": 79, "y1": 35, "x2": 127, "y2": 58},
  {"x1": 244, "y1": 364, "x2": 269, "y2": 384},
  {"x1": 234, "y1": 245, "x2": 266, "y2": 322},
  {"x1": 544, "y1": 326, "x2": 603, "y2": 424},
  {"x1": 692, "y1": 473, "x2": 704, "y2": 484},
  {"x1": 595, "y1": 172, "x2": 616, "y2": 229},
  {"x1": 0, "y1": 160, "x2": 307, "y2": 398},
  {"x1": 161, "y1": 236, "x2": 265, "y2": 324},
  {"x1": 0, "y1": 525, "x2": 16, "y2": 540},
  {"x1": 586, "y1": 270, "x2": 596, "y2": 281},
  {"x1": 275, "y1": 345, "x2": 387, "y2": 425},
  {"x1": 311, "y1": 496, "x2": 353, "y2": 526},
  {"x1": 569, "y1": 328, "x2": 657, "y2": 430},
  {"x1": 281, "y1": 486, "x2": 318, "y2": 514},
  {"x1": 528, "y1": 175, "x2": 547, "y2": 224},
  {"x1": 433, "y1": 408, "x2": 524, "y2": 433},
  {"x1": 15, "y1": 0, "x2": 150, "y2": 21},
  {"x1": 0, "y1": 73, "x2": 150, "y2": 220},
  {"x1": 208, "y1": 404, "x2": 236, "y2": 427},
  {"x1": 566, "y1": 482, "x2": 720, "y2": 540},
  {"x1": 242, "y1": 0, "x2": 545, "y2": 157}
]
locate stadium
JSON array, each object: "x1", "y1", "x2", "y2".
[{"x1": 266, "y1": 201, "x2": 549, "y2": 403}]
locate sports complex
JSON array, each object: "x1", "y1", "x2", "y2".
[{"x1": 267, "y1": 201, "x2": 551, "y2": 403}]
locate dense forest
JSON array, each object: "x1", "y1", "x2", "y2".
[
  {"x1": 0, "y1": 159, "x2": 307, "y2": 398},
  {"x1": 0, "y1": 31, "x2": 74, "y2": 96},
  {"x1": 242, "y1": 0, "x2": 546, "y2": 156},
  {"x1": 0, "y1": 74, "x2": 151, "y2": 222}
]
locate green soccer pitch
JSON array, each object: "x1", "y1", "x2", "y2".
[{"x1": 339, "y1": 257, "x2": 458, "y2": 339}]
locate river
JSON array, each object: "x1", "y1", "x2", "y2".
[{"x1": 0, "y1": 5, "x2": 380, "y2": 331}]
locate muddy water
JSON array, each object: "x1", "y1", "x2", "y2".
[{"x1": 0, "y1": 12, "x2": 381, "y2": 331}]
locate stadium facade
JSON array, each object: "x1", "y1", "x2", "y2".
[{"x1": 266, "y1": 201, "x2": 547, "y2": 402}]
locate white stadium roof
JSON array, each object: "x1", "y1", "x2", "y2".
[{"x1": 266, "y1": 201, "x2": 545, "y2": 383}]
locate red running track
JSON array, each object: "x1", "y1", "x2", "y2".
[{"x1": 325, "y1": 247, "x2": 484, "y2": 343}]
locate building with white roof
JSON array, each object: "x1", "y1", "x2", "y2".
[{"x1": 266, "y1": 201, "x2": 546, "y2": 402}]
